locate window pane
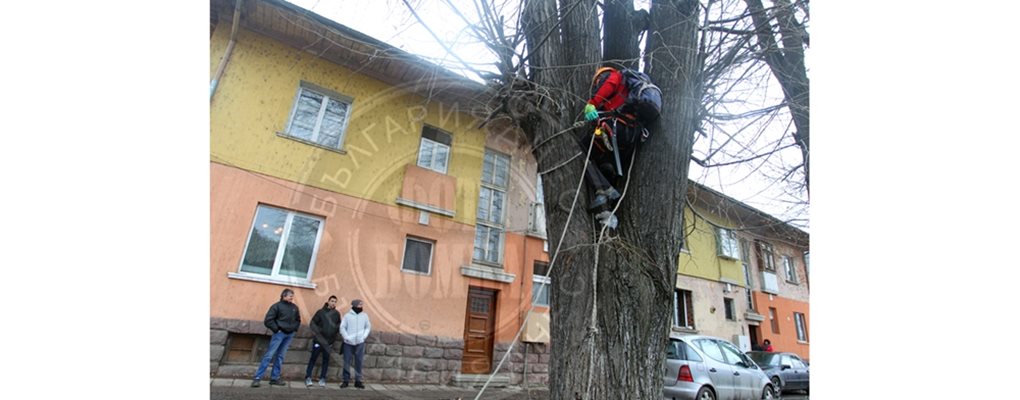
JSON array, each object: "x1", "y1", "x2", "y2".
[
  {"x1": 494, "y1": 153, "x2": 509, "y2": 187},
  {"x1": 316, "y1": 99, "x2": 348, "y2": 148},
  {"x1": 482, "y1": 152, "x2": 495, "y2": 184},
  {"x1": 681, "y1": 341, "x2": 702, "y2": 362},
  {"x1": 418, "y1": 139, "x2": 435, "y2": 169},
  {"x1": 477, "y1": 187, "x2": 491, "y2": 222},
  {"x1": 402, "y1": 239, "x2": 432, "y2": 273},
  {"x1": 473, "y1": 226, "x2": 488, "y2": 261},
  {"x1": 489, "y1": 190, "x2": 504, "y2": 223},
  {"x1": 434, "y1": 143, "x2": 449, "y2": 173},
  {"x1": 532, "y1": 281, "x2": 549, "y2": 306},
  {"x1": 240, "y1": 207, "x2": 287, "y2": 275},
  {"x1": 289, "y1": 90, "x2": 323, "y2": 141},
  {"x1": 279, "y1": 215, "x2": 320, "y2": 278},
  {"x1": 718, "y1": 340, "x2": 747, "y2": 366},
  {"x1": 694, "y1": 339, "x2": 725, "y2": 363},
  {"x1": 486, "y1": 228, "x2": 500, "y2": 263}
]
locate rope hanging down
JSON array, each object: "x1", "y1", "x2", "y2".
[
  {"x1": 583, "y1": 147, "x2": 638, "y2": 399},
  {"x1": 472, "y1": 131, "x2": 596, "y2": 400}
]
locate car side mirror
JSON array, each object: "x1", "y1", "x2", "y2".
[{"x1": 781, "y1": 365, "x2": 791, "y2": 370}]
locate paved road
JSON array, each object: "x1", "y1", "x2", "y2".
[
  {"x1": 211, "y1": 380, "x2": 547, "y2": 400},
  {"x1": 211, "y1": 379, "x2": 807, "y2": 399}
]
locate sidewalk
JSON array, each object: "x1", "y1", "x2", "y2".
[{"x1": 211, "y1": 378, "x2": 550, "y2": 400}]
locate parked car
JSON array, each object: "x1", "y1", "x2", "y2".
[
  {"x1": 663, "y1": 333, "x2": 778, "y2": 400},
  {"x1": 746, "y1": 351, "x2": 810, "y2": 394}
]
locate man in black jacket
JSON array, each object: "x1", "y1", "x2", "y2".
[
  {"x1": 251, "y1": 289, "x2": 301, "y2": 388},
  {"x1": 304, "y1": 295, "x2": 341, "y2": 387}
]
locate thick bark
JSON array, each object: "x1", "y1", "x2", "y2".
[{"x1": 518, "y1": 0, "x2": 700, "y2": 398}]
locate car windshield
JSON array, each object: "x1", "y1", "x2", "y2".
[{"x1": 747, "y1": 352, "x2": 780, "y2": 366}]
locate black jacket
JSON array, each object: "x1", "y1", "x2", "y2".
[
  {"x1": 264, "y1": 300, "x2": 301, "y2": 334},
  {"x1": 310, "y1": 305, "x2": 342, "y2": 347}
]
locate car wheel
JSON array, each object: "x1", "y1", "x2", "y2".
[
  {"x1": 761, "y1": 384, "x2": 778, "y2": 399},
  {"x1": 696, "y1": 386, "x2": 715, "y2": 400},
  {"x1": 770, "y1": 376, "x2": 782, "y2": 393}
]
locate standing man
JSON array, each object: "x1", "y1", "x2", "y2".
[
  {"x1": 251, "y1": 289, "x2": 301, "y2": 388},
  {"x1": 305, "y1": 295, "x2": 341, "y2": 387},
  {"x1": 763, "y1": 339, "x2": 774, "y2": 352},
  {"x1": 339, "y1": 299, "x2": 371, "y2": 389}
]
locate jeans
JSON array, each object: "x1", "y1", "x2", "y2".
[
  {"x1": 341, "y1": 342, "x2": 366, "y2": 383},
  {"x1": 253, "y1": 331, "x2": 294, "y2": 381},
  {"x1": 305, "y1": 342, "x2": 331, "y2": 380}
]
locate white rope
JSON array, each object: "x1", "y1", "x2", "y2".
[
  {"x1": 583, "y1": 146, "x2": 639, "y2": 399},
  {"x1": 473, "y1": 130, "x2": 597, "y2": 400}
]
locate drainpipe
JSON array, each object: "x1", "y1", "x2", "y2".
[{"x1": 210, "y1": 0, "x2": 243, "y2": 101}]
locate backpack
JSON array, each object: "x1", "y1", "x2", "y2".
[{"x1": 620, "y1": 68, "x2": 662, "y2": 124}]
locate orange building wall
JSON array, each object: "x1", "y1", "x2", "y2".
[
  {"x1": 211, "y1": 162, "x2": 478, "y2": 338},
  {"x1": 212, "y1": 162, "x2": 550, "y2": 342},
  {"x1": 753, "y1": 292, "x2": 809, "y2": 360}
]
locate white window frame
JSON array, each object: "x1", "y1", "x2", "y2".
[
  {"x1": 282, "y1": 82, "x2": 353, "y2": 151},
  {"x1": 673, "y1": 289, "x2": 694, "y2": 329},
  {"x1": 473, "y1": 149, "x2": 510, "y2": 266},
  {"x1": 716, "y1": 227, "x2": 740, "y2": 260},
  {"x1": 416, "y1": 126, "x2": 452, "y2": 174},
  {"x1": 531, "y1": 262, "x2": 551, "y2": 307},
  {"x1": 400, "y1": 236, "x2": 435, "y2": 275},
  {"x1": 783, "y1": 255, "x2": 798, "y2": 283},
  {"x1": 756, "y1": 240, "x2": 776, "y2": 271},
  {"x1": 794, "y1": 312, "x2": 808, "y2": 342},
  {"x1": 234, "y1": 204, "x2": 325, "y2": 284}
]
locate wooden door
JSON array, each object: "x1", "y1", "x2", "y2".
[{"x1": 462, "y1": 287, "x2": 497, "y2": 374}]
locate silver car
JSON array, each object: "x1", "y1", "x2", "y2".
[
  {"x1": 663, "y1": 333, "x2": 778, "y2": 400},
  {"x1": 746, "y1": 351, "x2": 809, "y2": 394}
]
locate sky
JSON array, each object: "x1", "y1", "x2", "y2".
[{"x1": 283, "y1": 0, "x2": 809, "y2": 229}]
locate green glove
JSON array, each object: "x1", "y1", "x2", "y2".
[{"x1": 583, "y1": 103, "x2": 598, "y2": 121}]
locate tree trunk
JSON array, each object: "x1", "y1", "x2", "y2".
[
  {"x1": 518, "y1": 0, "x2": 700, "y2": 398},
  {"x1": 744, "y1": 0, "x2": 810, "y2": 190}
]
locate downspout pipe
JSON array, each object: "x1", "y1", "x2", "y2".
[{"x1": 210, "y1": 0, "x2": 243, "y2": 101}]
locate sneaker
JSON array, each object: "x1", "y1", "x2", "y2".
[
  {"x1": 340, "y1": 382, "x2": 349, "y2": 388},
  {"x1": 318, "y1": 379, "x2": 326, "y2": 387},
  {"x1": 305, "y1": 378, "x2": 313, "y2": 387},
  {"x1": 269, "y1": 379, "x2": 286, "y2": 386},
  {"x1": 354, "y1": 381, "x2": 365, "y2": 389},
  {"x1": 595, "y1": 211, "x2": 618, "y2": 229},
  {"x1": 250, "y1": 380, "x2": 261, "y2": 388}
]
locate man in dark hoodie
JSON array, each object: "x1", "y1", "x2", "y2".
[
  {"x1": 251, "y1": 289, "x2": 301, "y2": 388},
  {"x1": 304, "y1": 295, "x2": 341, "y2": 387}
]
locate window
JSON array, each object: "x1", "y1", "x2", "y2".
[
  {"x1": 716, "y1": 228, "x2": 740, "y2": 259},
  {"x1": 401, "y1": 237, "x2": 435, "y2": 275},
  {"x1": 783, "y1": 256, "x2": 798, "y2": 283},
  {"x1": 667, "y1": 340, "x2": 702, "y2": 362},
  {"x1": 673, "y1": 289, "x2": 695, "y2": 329},
  {"x1": 741, "y1": 239, "x2": 755, "y2": 312},
  {"x1": 717, "y1": 339, "x2": 753, "y2": 367},
  {"x1": 224, "y1": 333, "x2": 268, "y2": 364},
  {"x1": 238, "y1": 205, "x2": 324, "y2": 281},
  {"x1": 417, "y1": 125, "x2": 452, "y2": 173},
  {"x1": 755, "y1": 240, "x2": 776, "y2": 271},
  {"x1": 532, "y1": 262, "x2": 551, "y2": 307},
  {"x1": 529, "y1": 175, "x2": 547, "y2": 237},
  {"x1": 473, "y1": 149, "x2": 510, "y2": 264},
  {"x1": 283, "y1": 83, "x2": 352, "y2": 150},
  {"x1": 769, "y1": 307, "x2": 780, "y2": 334},
  {"x1": 789, "y1": 356, "x2": 806, "y2": 368},
  {"x1": 724, "y1": 298, "x2": 736, "y2": 321},
  {"x1": 794, "y1": 312, "x2": 808, "y2": 342},
  {"x1": 693, "y1": 339, "x2": 726, "y2": 363}
]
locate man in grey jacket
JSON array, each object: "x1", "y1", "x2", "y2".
[{"x1": 339, "y1": 299, "x2": 371, "y2": 389}]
